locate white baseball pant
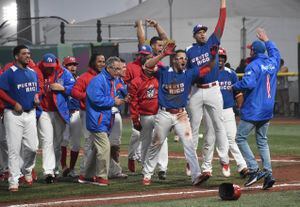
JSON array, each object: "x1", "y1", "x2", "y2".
[
  {"x1": 4, "y1": 109, "x2": 38, "y2": 186},
  {"x1": 203, "y1": 107, "x2": 247, "y2": 172},
  {"x1": 38, "y1": 111, "x2": 66, "y2": 175},
  {"x1": 62, "y1": 110, "x2": 83, "y2": 152},
  {"x1": 0, "y1": 117, "x2": 8, "y2": 173},
  {"x1": 140, "y1": 115, "x2": 168, "y2": 172},
  {"x1": 143, "y1": 109, "x2": 201, "y2": 183},
  {"x1": 187, "y1": 84, "x2": 229, "y2": 165},
  {"x1": 128, "y1": 126, "x2": 141, "y2": 162}
]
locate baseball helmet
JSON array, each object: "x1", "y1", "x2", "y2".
[
  {"x1": 218, "y1": 47, "x2": 227, "y2": 62},
  {"x1": 219, "y1": 183, "x2": 241, "y2": 200},
  {"x1": 63, "y1": 56, "x2": 78, "y2": 66}
]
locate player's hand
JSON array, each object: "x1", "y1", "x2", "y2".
[
  {"x1": 50, "y1": 83, "x2": 65, "y2": 91},
  {"x1": 124, "y1": 94, "x2": 131, "y2": 103},
  {"x1": 256, "y1": 27, "x2": 269, "y2": 42},
  {"x1": 162, "y1": 40, "x2": 176, "y2": 56},
  {"x1": 146, "y1": 19, "x2": 158, "y2": 28},
  {"x1": 235, "y1": 93, "x2": 244, "y2": 109},
  {"x1": 134, "y1": 20, "x2": 142, "y2": 28},
  {"x1": 34, "y1": 94, "x2": 40, "y2": 106},
  {"x1": 210, "y1": 45, "x2": 219, "y2": 58},
  {"x1": 14, "y1": 102, "x2": 23, "y2": 114},
  {"x1": 114, "y1": 97, "x2": 125, "y2": 106},
  {"x1": 133, "y1": 120, "x2": 142, "y2": 131}
]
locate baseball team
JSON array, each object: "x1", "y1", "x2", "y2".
[{"x1": 0, "y1": 0, "x2": 280, "y2": 192}]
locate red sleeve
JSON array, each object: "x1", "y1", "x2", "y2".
[
  {"x1": 71, "y1": 76, "x2": 87, "y2": 100},
  {"x1": 128, "y1": 80, "x2": 140, "y2": 123},
  {"x1": 0, "y1": 89, "x2": 17, "y2": 106},
  {"x1": 123, "y1": 65, "x2": 133, "y2": 85},
  {"x1": 214, "y1": 8, "x2": 226, "y2": 40}
]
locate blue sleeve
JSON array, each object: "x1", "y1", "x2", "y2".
[
  {"x1": 62, "y1": 70, "x2": 75, "y2": 96},
  {"x1": 188, "y1": 66, "x2": 201, "y2": 82},
  {"x1": 0, "y1": 70, "x2": 11, "y2": 91},
  {"x1": 35, "y1": 73, "x2": 40, "y2": 94},
  {"x1": 232, "y1": 64, "x2": 258, "y2": 91},
  {"x1": 87, "y1": 77, "x2": 115, "y2": 108},
  {"x1": 265, "y1": 41, "x2": 281, "y2": 72},
  {"x1": 231, "y1": 71, "x2": 239, "y2": 84},
  {"x1": 207, "y1": 33, "x2": 220, "y2": 47}
]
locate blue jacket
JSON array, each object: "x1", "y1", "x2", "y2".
[
  {"x1": 86, "y1": 68, "x2": 115, "y2": 133},
  {"x1": 232, "y1": 41, "x2": 281, "y2": 121}
]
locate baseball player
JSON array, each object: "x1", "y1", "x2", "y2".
[
  {"x1": 202, "y1": 47, "x2": 248, "y2": 177},
  {"x1": 142, "y1": 42, "x2": 218, "y2": 186},
  {"x1": 79, "y1": 57, "x2": 125, "y2": 186},
  {"x1": 186, "y1": 0, "x2": 230, "y2": 178},
  {"x1": 233, "y1": 28, "x2": 280, "y2": 189},
  {"x1": 0, "y1": 45, "x2": 39, "y2": 192},
  {"x1": 37, "y1": 53, "x2": 75, "y2": 183},
  {"x1": 71, "y1": 53, "x2": 105, "y2": 177},
  {"x1": 128, "y1": 51, "x2": 168, "y2": 180},
  {"x1": 60, "y1": 56, "x2": 83, "y2": 177}
]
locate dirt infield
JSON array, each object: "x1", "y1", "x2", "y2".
[{"x1": 3, "y1": 160, "x2": 300, "y2": 207}]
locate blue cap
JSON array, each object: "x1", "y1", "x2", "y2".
[
  {"x1": 193, "y1": 24, "x2": 208, "y2": 35},
  {"x1": 138, "y1": 45, "x2": 153, "y2": 55},
  {"x1": 42, "y1": 53, "x2": 58, "y2": 67},
  {"x1": 248, "y1": 40, "x2": 266, "y2": 54}
]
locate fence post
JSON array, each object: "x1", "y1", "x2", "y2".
[
  {"x1": 60, "y1": 22, "x2": 65, "y2": 43},
  {"x1": 97, "y1": 20, "x2": 102, "y2": 42},
  {"x1": 108, "y1": 24, "x2": 111, "y2": 42}
]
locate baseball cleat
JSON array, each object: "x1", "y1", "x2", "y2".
[
  {"x1": 263, "y1": 175, "x2": 276, "y2": 190},
  {"x1": 239, "y1": 168, "x2": 250, "y2": 179},
  {"x1": 193, "y1": 172, "x2": 211, "y2": 186},
  {"x1": 244, "y1": 169, "x2": 266, "y2": 187},
  {"x1": 24, "y1": 174, "x2": 33, "y2": 186},
  {"x1": 158, "y1": 171, "x2": 167, "y2": 180},
  {"x1": 92, "y1": 177, "x2": 109, "y2": 186},
  {"x1": 62, "y1": 168, "x2": 71, "y2": 177},
  {"x1": 78, "y1": 175, "x2": 96, "y2": 184},
  {"x1": 8, "y1": 184, "x2": 19, "y2": 192},
  {"x1": 143, "y1": 177, "x2": 151, "y2": 186},
  {"x1": 45, "y1": 174, "x2": 55, "y2": 184},
  {"x1": 221, "y1": 164, "x2": 231, "y2": 177}
]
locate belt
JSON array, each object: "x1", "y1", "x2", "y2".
[
  {"x1": 160, "y1": 107, "x2": 185, "y2": 114},
  {"x1": 196, "y1": 81, "x2": 218, "y2": 89},
  {"x1": 23, "y1": 109, "x2": 33, "y2": 113}
]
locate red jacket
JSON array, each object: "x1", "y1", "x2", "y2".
[
  {"x1": 71, "y1": 68, "x2": 98, "y2": 110},
  {"x1": 128, "y1": 71, "x2": 159, "y2": 123},
  {"x1": 124, "y1": 58, "x2": 143, "y2": 85}
]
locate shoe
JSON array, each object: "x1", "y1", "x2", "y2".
[
  {"x1": 143, "y1": 177, "x2": 151, "y2": 186},
  {"x1": 62, "y1": 167, "x2": 71, "y2": 177},
  {"x1": 158, "y1": 171, "x2": 167, "y2": 180},
  {"x1": 45, "y1": 174, "x2": 55, "y2": 184},
  {"x1": 263, "y1": 175, "x2": 276, "y2": 190},
  {"x1": 8, "y1": 184, "x2": 19, "y2": 192},
  {"x1": 24, "y1": 174, "x2": 33, "y2": 186},
  {"x1": 78, "y1": 175, "x2": 96, "y2": 184},
  {"x1": 93, "y1": 177, "x2": 109, "y2": 186},
  {"x1": 0, "y1": 171, "x2": 9, "y2": 182},
  {"x1": 239, "y1": 168, "x2": 250, "y2": 179},
  {"x1": 32, "y1": 169, "x2": 38, "y2": 181},
  {"x1": 68, "y1": 169, "x2": 78, "y2": 178},
  {"x1": 128, "y1": 159, "x2": 135, "y2": 172},
  {"x1": 221, "y1": 164, "x2": 231, "y2": 177},
  {"x1": 193, "y1": 172, "x2": 211, "y2": 186},
  {"x1": 185, "y1": 163, "x2": 191, "y2": 176},
  {"x1": 244, "y1": 169, "x2": 266, "y2": 187},
  {"x1": 19, "y1": 175, "x2": 25, "y2": 184},
  {"x1": 114, "y1": 173, "x2": 128, "y2": 179}
]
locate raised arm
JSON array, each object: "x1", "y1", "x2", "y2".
[
  {"x1": 146, "y1": 19, "x2": 168, "y2": 40},
  {"x1": 214, "y1": 0, "x2": 226, "y2": 40},
  {"x1": 135, "y1": 20, "x2": 146, "y2": 48}
]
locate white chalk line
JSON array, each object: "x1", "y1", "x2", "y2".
[{"x1": 8, "y1": 183, "x2": 300, "y2": 207}]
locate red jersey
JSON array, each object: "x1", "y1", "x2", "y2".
[
  {"x1": 71, "y1": 68, "x2": 98, "y2": 110},
  {"x1": 123, "y1": 58, "x2": 143, "y2": 85},
  {"x1": 128, "y1": 71, "x2": 159, "y2": 123}
]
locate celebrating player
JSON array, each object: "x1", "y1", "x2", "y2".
[{"x1": 233, "y1": 28, "x2": 281, "y2": 190}]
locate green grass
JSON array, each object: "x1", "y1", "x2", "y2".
[
  {"x1": 104, "y1": 190, "x2": 300, "y2": 207},
  {"x1": 0, "y1": 118, "x2": 299, "y2": 204}
]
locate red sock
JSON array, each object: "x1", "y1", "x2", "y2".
[
  {"x1": 60, "y1": 146, "x2": 67, "y2": 169},
  {"x1": 70, "y1": 150, "x2": 79, "y2": 170}
]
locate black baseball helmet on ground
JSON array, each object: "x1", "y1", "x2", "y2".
[{"x1": 219, "y1": 183, "x2": 241, "y2": 200}]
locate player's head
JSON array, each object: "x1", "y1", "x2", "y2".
[
  {"x1": 41, "y1": 53, "x2": 58, "y2": 75},
  {"x1": 89, "y1": 53, "x2": 105, "y2": 72},
  {"x1": 138, "y1": 45, "x2": 153, "y2": 65},
  {"x1": 63, "y1": 56, "x2": 78, "y2": 75},
  {"x1": 150, "y1": 36, "x2": 164, "y2": 55},
  {"x1": 218, "y1": 47, "x2": 227, "y2": 69},
  {"x1": 118, "y1": 58, "x2": 127, "y2": 78},
  {"x1": 193, "y1": 24, "x2": 208, "y2": 44},
  {"x1": 172, "y1": 49, "x2": 187, "y2": 72},
  {"x1": 247, "y1": 40, "x2": 266, "y2": 57},
  {"x1": 13, "y1": 45, "x2": 31, "y2": 67},
  {"x1": 106, "y1": 56, "x2": 122, "y2": 78}
]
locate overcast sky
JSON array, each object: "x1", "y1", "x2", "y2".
[{"x1": 38, "y1": 0, "x2": 142, "y2": 23}]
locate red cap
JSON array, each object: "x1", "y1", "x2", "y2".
[{"x1": 63, "y1": 56, "x2": 78, "y2": 66}]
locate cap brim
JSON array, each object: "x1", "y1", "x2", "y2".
[
  {"x1": 139, "y1": 51, "x2": 152, "y2": 55},
  {"x1": 43, "y1": 62, "x2": 57, "y2": 68}
]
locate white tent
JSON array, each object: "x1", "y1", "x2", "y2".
[{"x1": 45, "y1": 0, "x2": 300, "y2": 70}]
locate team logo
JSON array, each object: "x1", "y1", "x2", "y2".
[
  {"x1": 47, "y1": 57, "x2": 53, "y2": 62},
  {"x1": 146, "y1": 86, "x2": 155, "y2": 98}
]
